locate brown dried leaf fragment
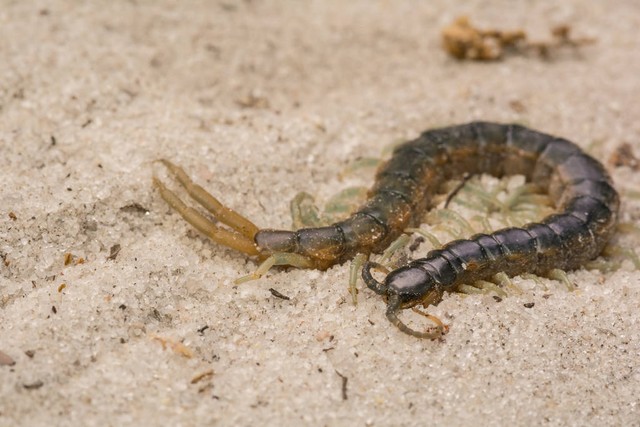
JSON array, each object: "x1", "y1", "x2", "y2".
[
  {"x1": 119, "y1": 203, "x2": 150, "y2": 215},
  {"x1": 529, "y1": 24, "x2": 596, "y2": 58},
  {"x1": 442, "y1": 17, "x2": 595, "y2": 61},
  {"x1": 236, "y1": 92, "x2": 270, "y2": 109},
  {"x1": 609, "y1": 143, "x2": 639, "y2": 170},
  {"x1": 152, "y1": 336, "x2": 194, "y2": 358},
  {"x1": 23, "y1": 380, "x2": 44, "y2": 390},
  {"x1": 442, "y1": 16, "x2": 526, "y2": 60},
  {"x1": 191, "y1": 369, "x2": 215, "y2": 384},
  {"x1": 63, "y1": 253, "x2": 85, "y2": 266},
  {"x1": 107, "y1": 244, "x2": 122, "y2": 261}
]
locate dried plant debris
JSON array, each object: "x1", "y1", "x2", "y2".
[
  {"x1": 190, "y1": 369, "x2": 215, "y2": 384},
  {"x1": 609, "y1": 143, "x2": 639, "y2": 170},
  {"x1": 528, "y1": 24, "x2": 597, "y2": 58},
  {"x1": 0, "y1": 350, "x2": 16, "y2": 366},
  {"x1": 442, "y1": 16, "x2": 525, "y2": 60},
  {"x1": 152, "y1": 336, "x2": 194, "y2": 358},
  {"x1": 107, "y1": 244, "x2": 122, "y2": 261},
  {"x1": 119, "y1": 203, "x2": 149, "y2": 215},
  {"x1": 63, "y1": 253, "x2": 85, "y2": 266},
  {"x1": 268, "y1": 288, "x2": 291, "y2": 300},
  {"x1": 235, "y1": 92, "x2": 270, "y2": 109},
  {"x1": 442, "y1": 16, "x2": 595, "y2": 61},
  {"x1": 23, "y1": 380, "x2": 44, "y2": 390}
]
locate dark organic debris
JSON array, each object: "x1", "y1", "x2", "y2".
[
  {"x1": 268, "y1": 288, "x2": 291, "y2": 300},
  {"x1": 442, "y1": 16, "x2": 595, "y2": 61}
]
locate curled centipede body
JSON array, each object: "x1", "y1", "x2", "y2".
[{"x1": 154, "y1": 121, "x2": 619, "y2": 339}]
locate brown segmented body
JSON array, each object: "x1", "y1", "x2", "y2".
[
  {"x1": 156, "y1": 121, "x2": 619, "y2": 339},
  {"x1": 361, "y1": 122, "x2": 619, "y2": 337},
  {"x1": 260, "y1": 122, "x2": 618, "y2": 270}
]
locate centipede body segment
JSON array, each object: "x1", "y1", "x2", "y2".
[{"x1": 155, "y1": 122, "x2": 619, "y2": 339}]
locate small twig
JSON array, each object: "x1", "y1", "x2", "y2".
[
  {"x1": 268, "y1": 288, "x2": 290, "y2": 300},
  {"x1": 335, "y1": 370, "x2": 348, "y2": 400}
]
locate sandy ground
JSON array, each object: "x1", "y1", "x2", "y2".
[{"x1": 1, "y1": 1, "x2": 639, "y2": 426}]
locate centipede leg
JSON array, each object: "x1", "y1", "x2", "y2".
[
  {"x1": 602, "y1": 245, "x2": 640, "y2": 270},
  {"x1": 290, "y1": 187, "x2": 368, "y2": 229},
  {"x1": 520, "y1": 273, "x2": 550, "y2": 291},
  {"x1": 235, "y1": 252, "x2": 314, "y2": 284},
  {"x1": 456, "y1": 284, "x2": 485, "y2": 295},
  {"x1": 547, "y1": 268, "x2": 575, "y2": 292},
  {"x1": 153, "y1": 177, "x2": 259, "y2": 256},
  {"x1": 448, "y1": 176, "x2": 502, "y2": 213},
  {"x1": 290, "y1": 192, "x2": 323, "y2": 229},
  {"x1": 348, "y1": 253, "x2": 368, "y2": 305},
  {"x1": 339, "y1": 156, "x2": 382, "y2": 179},
  {"x1": 428, "y1": 209, "x2": 475, "y2": 239},
  {"x1": 323, "y1": 187, "x2": 368, "y2": 223},
  {"x1": 493, "y1": 272, "x2": 523, "y2": 295},
  {"x1": 458, "y1": 280, "x2": 508, "y2": 297},
  {"x1": 379, "y1": 234, "x2": 411, "y2": 265},
  {"x1": 156, "y1": 159, "x2": 260, "y2": 240},
  {"x1": 405, "y1": 228, "x2": 442, "y2": 248}
]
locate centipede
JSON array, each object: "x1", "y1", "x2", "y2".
[{"x1": 154, "y1": 122, "x2": 619, "y2": 339}]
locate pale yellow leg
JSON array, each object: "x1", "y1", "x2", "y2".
[
  {"x1": 379, "y1": 234, "x2": 411, "y2": 265},
  {"x1": 405, "y1": 228, "x2": 442, "y2": 249},
  {"x1": 603, "y1": 245, "x2": 640, "y2": 270},
  {"x1": 155, "y1": 161, "x2": 322, "y2": 281},
  {"x1": 157, "y1": 159, "x2": 259, "y2": 239},
  {"x1": 493, "y1": 272, "x2": 523, "y2": 295},
  {"x1": 520, "y1": 273, "x2": 550, "y2": 291},
  {"x1": 348, "y1": 253, "x2": 368, "y2": 305},
  {"x1": 548, "y1": 268, "x2": 575, "y2": 292},
  {"x1": 339, "y1": 157, "x2": 382, "y2": 179},
  {"x1": 235, "y1": 253, "x2": 314, "y2": 284},
  {"x1": 290, "y1": 192, "x2": 323, "y2": 229},
  {"x1": 323, "y1": 187, "x2": 368, "y2": 223},
  {"x1": 473, "y1": 280, "x2": 508, "y2": 297},
  {"x1": 290, "y1": 187, "x2": 368, "y2": 229},
  {"x1": 457, "y1": 284, "x2": 485, "y2": 295},
  {"x1": 153, "y1": 177, "x2": 259, "y2": 256}
]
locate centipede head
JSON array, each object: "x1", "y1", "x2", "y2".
[
  {"x1": 363, "y1": 262, "x2": 445, "y2": 339},
  {"x1": 386, "y1": 265, "x2": 443, "y2": 308},
  {"x1": 363, "y1": 262, "x2": 441, "y2": 307}
]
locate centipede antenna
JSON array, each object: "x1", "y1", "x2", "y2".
[
  {"x1": 361, "y1": 261, "x2": 389, "y2": 295},
  {"x1": 385, "y1": 295, "x2": 444, "y2": 339}
]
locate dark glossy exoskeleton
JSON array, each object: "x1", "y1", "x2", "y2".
[
  {"x1": 155, "y1": 122, "x2": 619, "y2": 339},
  {"x1": 362, "y1": 122, "x2": 619, "y2": 338}
]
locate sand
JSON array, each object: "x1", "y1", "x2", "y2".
[{"x1": 1, "y1": 1, "x2": 639, "y2": 426}]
